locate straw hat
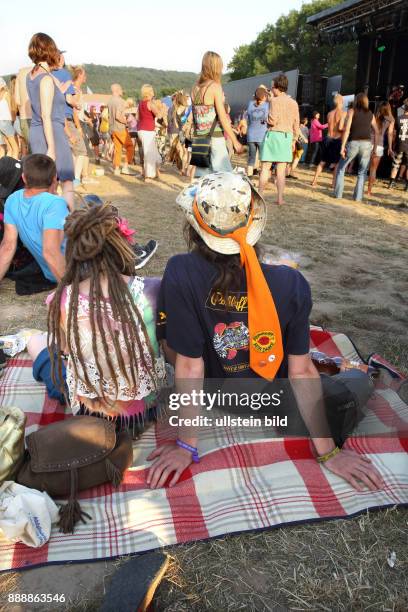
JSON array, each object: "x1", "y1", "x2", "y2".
[{"x1": 177, "y1": 172, "x2": 267, "y2": 255}]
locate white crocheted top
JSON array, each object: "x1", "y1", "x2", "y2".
[{"x1": 63, "y1": 277, "x2": 165, "y2": 413}]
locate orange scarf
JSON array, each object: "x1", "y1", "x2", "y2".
[{"x1": 193, "y1": 198, "x2": 283, "y2": 379}]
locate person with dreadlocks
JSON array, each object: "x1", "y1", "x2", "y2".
[
  {"x1": 28, "y1": 200, "x2": 165, "y2": 425},
  {"x1": 149, "y1": 172, "x2": 384, "y2": 491}
]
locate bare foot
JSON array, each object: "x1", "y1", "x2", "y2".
[{"x1": 311, "y1": 182, "x2": 317, "y2": 188}]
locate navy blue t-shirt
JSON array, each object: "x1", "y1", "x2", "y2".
[{"x1": 156, "y1": 252, "x2": 312, "y2": 378}]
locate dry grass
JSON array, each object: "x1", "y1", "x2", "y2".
[{"x1": 0, "y1": 159, "x2": 407, "y2": 611}]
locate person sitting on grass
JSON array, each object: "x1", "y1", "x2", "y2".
[
  {"x1": 28, "y1": 201, "x2": 165, "y2": 426},
  {"x1": 148, "y1": 172, "x2": 384, "y2": 492},
  {"x1": 0, "y1": 153, "x2": 68, "y2": 287}
]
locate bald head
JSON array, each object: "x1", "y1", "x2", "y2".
[{"x1": 111, "y1": 83, "x2": 123, "y2": 96}]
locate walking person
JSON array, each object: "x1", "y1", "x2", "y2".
[
  {"x1": 191, "y1": 51, "x2": 243, "y2": 176},
  {"x1": 311, "y1": 94, "x2": 346, "y2": 188},
  {"x1": 258, "y1": 74, "x2": 300, "y2": 204},
  {"x1": 368, "y1": 102, "x2": 394, "y2": 195},
  {"x1": 26, "y1": 33, "x2": 75, "y2": 210},
  {"x1": 334, "y1": 93, "x2": 378, "y2": 201},
  {"x1": 108, "y1": 83, "x2": 135, "y2": 176},
  {"x1": 138, "y1": 84, "x2": 161, "y2": 180},
  {"x1": 309, "y1": 111, "x2": 327, "y2": 167},
  {"x1": 246, "y1": 87, "x2": 268, "y2": 177}
]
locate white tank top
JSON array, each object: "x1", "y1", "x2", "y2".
[{"x1": 0, "y1": 97, "x2": 12, "y2": 121}]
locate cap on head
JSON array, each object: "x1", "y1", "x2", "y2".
[{"x1": 177, "y1": 172, "x2": 266, "y2": 255}]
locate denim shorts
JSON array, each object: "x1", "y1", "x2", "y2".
[{"x1": 0, "y1": 120, "x2": 15, "y2": 137}]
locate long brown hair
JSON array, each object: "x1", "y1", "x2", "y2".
[
  {"x1": 47, "y1": 202, "x2": 156, "y2": 404},
  {"x1": 375, "y1": 102, "x2": 393, "y2": 127},
  {"x1": 197, "y1": 51, "x2": 223, "y2": 85},
  {"x1": 354, "y1": 93, "x2": 370, "y2": 112},
  {"x1": 185, "y1": 223, "x2": 260, "y2": 303},
  {"x1": 28, "y1": 33, "x2": 60, "y2": 68}
]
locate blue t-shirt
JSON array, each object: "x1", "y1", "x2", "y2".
[
  {"x1": 156, "y1": 252, "x2": 312, "y2": 379},
  {"x1": 4, "y1": 189, "x2": 68, "y2": 281},
  {"x1": 51, "y1": 68, "x2": 75, "y2": 119},
  {"x1": 247, "y1": 100, "x2": 269, "y2": 143}
]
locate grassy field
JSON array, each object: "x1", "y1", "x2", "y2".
[{"x1": 0, "y1": 159, "x2": 407, "y2": 611}]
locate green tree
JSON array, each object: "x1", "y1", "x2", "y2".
[{"x1": 228, "y1": 0, "x2": 358, "y2": 92}]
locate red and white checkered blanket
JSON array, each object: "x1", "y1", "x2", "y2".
[{"x1": 0, "y1": 328, "x2": 407, "y2": 572}]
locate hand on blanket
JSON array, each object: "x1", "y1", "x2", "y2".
[
  {"x1": 146, "y1": 444, "x2": 192, "y2": 489},
  {"x1": 324, "y1": 449, "x2": 384, "y2": 491}
]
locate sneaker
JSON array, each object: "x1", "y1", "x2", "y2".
[
  {"x1": 134, "y1": 240, "x2": 158, "y2": 269},
  {"x1": 113, "y1": 167, "x2": 121, "y2": 176},
  {"x1": 121, "y1": 166, "x2": 137, "y2": 176},
  {"x1": 73, "y1": 178, "x2": 81, "y2": 188},
  {"x1": 388, "y1": 179, "x2": 396, "y2": 189}
]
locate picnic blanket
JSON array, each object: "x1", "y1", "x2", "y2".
[{"x1": 0, "y1": 327, "x2": 407, "y2": 572}]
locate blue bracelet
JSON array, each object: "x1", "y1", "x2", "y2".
[{"x1": 176, "y1": 439, "x2": 200, "y2": 463}]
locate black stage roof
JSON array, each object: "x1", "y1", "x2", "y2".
[{"x1": 307, "y1": 0, "x2": 407, "y2": 34}]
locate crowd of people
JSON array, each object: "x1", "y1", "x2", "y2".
[
  {"x1": 1, "y1": 36, "x2": 403, "y2": 507},
  {"x1": 2, "y1": 36, "x2": 406, "y2": 210}
]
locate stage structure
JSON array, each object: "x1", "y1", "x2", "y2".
[{"x1": 307, "y1": 0, "x2": 408, "y2": 100}]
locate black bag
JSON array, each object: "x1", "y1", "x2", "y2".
[{"x1": 190, "y1": 115, "x2": 218, "y2": 168}]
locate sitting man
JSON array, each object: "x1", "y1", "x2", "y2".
[
  {"x1": 0, "y1": 154, "x2": 67, "y2": 287},
  {"x1": 0, "y1": 154, "x2": 159, "y2": 292},
  {"x1": 149, "y1": 172, "x2": 383, "y2": 492}
]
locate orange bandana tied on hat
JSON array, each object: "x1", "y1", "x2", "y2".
[{"x1": 193, "y1": 197, "x2": 283, "y2": 380}]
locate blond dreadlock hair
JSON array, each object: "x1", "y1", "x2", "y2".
[{"x1": 47, "y1": 201, "x2": 157, "y2": 408}]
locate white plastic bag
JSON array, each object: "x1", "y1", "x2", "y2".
[{"x1": 0, "y1": 481, "x2": 59, "y2": 548}]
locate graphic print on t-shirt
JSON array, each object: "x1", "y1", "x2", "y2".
[{"x1": 213, "y1": 322, "x2": 249, "y2": 361}]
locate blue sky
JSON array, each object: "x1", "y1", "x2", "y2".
[{"x1": 0, "y1": 0, "x2": 303, "y2": 74}]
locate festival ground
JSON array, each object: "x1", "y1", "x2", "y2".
[{"x1": 0, "y1": 158, "x2": 407, "y2": 610}]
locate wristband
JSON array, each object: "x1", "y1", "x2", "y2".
[
  {"x1": 176, "y1": 439, "x2": 200, "y2": 463},
  {"x1": 316, "y1": 446, "x2": 341, "y2": 463}
]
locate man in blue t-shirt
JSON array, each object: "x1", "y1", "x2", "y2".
[{"x1": 0, "y1": 154, "x2": 68, "y2": 284}]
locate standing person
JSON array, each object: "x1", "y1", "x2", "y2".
[
  {"x1": 191, "y1": 51, "x2": 243, "y2": 177},
  {"x1": 246, "y1": 87, "x2": 269, "y2": 177},
  {"x1": 138, "y1": 84, "x2": 161, "y2": 180},
  {"x1": 14, "y1": 66, "x2": 33, "y2": 153},
  {"x1": 26, "y1": 33, "x2": 75, "y2": 210},
  {"x1": 99, "y1": 105, "x2": 110, "y2": 158},
  {"x1": 108, "y1": 83, "x2": 135, "y2": 176},
  {"x1": 308, "y1": 111, "x2": 328, "y2": 167},
  {"x1": 311, "y1": 94, "x2": 346, "y2": 188},
  {"x1": 368, "y1": 102, "x2": 394, "y2": 195},
  {"x1": 334, "y1": 93, "x2": 378, "y2": 201},
  {"x1": 148, "y1": 172, "x2": 383, "y2": 492},
  {"x1": 299, "y1": 117, "x2": 309, "y2": 163},
  {"x1": 0, "y1": 78, "x2": 19, "y2": 160},
  {"x1": 388, "y1": 98, "x2": 408, "y2": 190},
  {"x1": 258, "y1": 74, "x2": 300, "y2": 204},
  {"x1": 71, "y1": 66, "x2": 100, "y2": 165}
]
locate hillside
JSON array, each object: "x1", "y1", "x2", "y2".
[{"x1": 82, "y1": 64, "x2": 197, "y2": 98}]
